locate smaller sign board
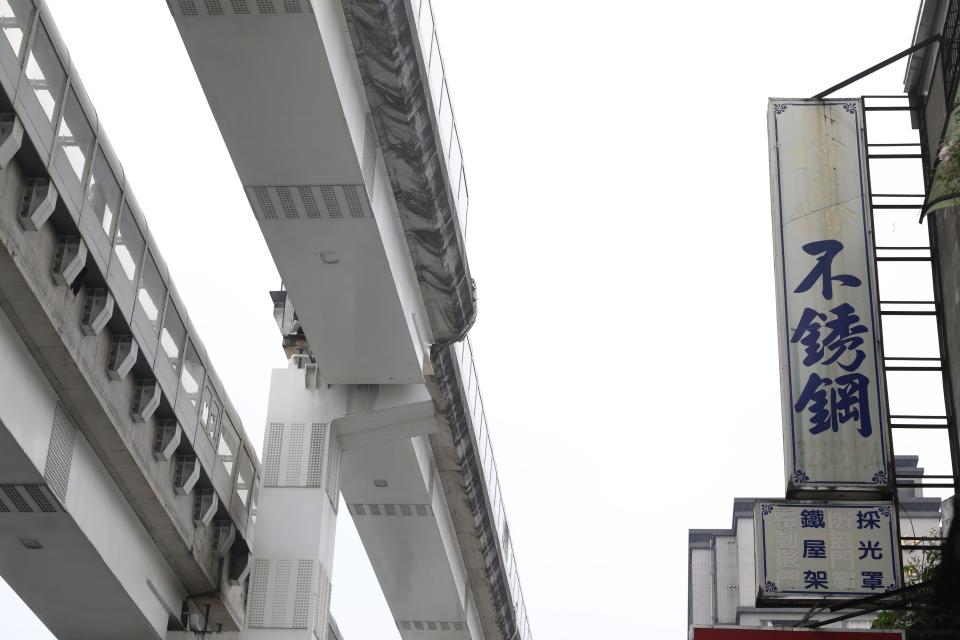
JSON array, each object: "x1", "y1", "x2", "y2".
[
  {"x1": 755, "y1": 500, "x2": 901, "y2": 604},
  {"x1": 693, "y1": 628, "x2": 903, "y2": 639}
]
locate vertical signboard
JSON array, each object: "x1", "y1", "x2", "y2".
[
  {"x1": 755, "y1": 500, "x2": 901, "y2": 604},
  {"x1": 768, "y1": 99, "x2": 891, "y2": 495}
]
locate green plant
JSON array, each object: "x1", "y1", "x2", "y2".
[{"x1": 871, "y1": 540, "x2": 941, "y2": 630}]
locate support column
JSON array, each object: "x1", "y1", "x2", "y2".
[{"x1": 243, "y1": 365, "x2": 348, "y2": 640}]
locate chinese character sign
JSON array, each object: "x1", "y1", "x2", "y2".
[
  {"x1": 768, "y1": 100, "x2": 890, "y2": 491},
  {"x1": 755, "y1": 501, "x2": 901, "y2": 602}
]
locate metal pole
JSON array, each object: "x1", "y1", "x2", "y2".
[{"x1": 812, "y1": 35, "x2": 941, "y2": 99}]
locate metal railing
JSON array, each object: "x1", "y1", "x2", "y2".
[
  {"x1": 452, "y1": 338, "x2": 532, "y2": 640},
  {"x1": 408, "y1": 0, "x2": 470, "y2": 235},
  {"x1": 863, "y1": 95, "x2": 959, "y2": 524},
  {"x1": 943, "y1": 0, "x2": 960, "y2": 105}
]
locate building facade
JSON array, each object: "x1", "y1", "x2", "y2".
[{"x1": 907, "y1": 0, "x2": 960, "y2": 487}]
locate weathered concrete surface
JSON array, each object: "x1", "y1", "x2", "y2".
[{"x1": 0, "y1": 153, "x2": 239, "y2": 629}]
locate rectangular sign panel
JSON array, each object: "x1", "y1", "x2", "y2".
[
  {"x1": 768, "y1": 99, "x2": 891, "y2": 494},
  {"x1": 693, "y1": 628, "x2": 904, "y2": 639},
  {"x1": 755, "y1": 500, "x2": 901, "y2": 604}
]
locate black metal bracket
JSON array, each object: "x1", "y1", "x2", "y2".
[{"x1": 812, "y1": 35, "x2": 941, "y2": 100}]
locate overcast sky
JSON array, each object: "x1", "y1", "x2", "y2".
[{"x1": 0, "y1": 1, "x2": 941, "y2": 639}]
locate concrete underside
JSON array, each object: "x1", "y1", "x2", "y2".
[
  {"x1": 173, "y1": 9, "x2": 426, "y2": 385},
  {"x1": 0, "y1": 305, "x2": 178, "y2": 640},
  {"x1": 0, "y1": 508, "x2": 162, "y2": 639}
]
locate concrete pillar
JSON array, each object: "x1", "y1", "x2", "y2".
[{"x1": 243, "y1": 365, "x2": 347, "y2": 640}]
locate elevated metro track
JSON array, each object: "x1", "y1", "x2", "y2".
[
  {"x1": 0, "y1": 1, "x2": 265, "y2": 636},
  {"x1": 166, "y1": 1, "x2": 531, "y2": 639}
]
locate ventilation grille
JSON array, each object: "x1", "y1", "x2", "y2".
[
  {"x1": 169, "y1": 0, "x2": 313, "y2": 15},
  {"x1": 247, "y1": 558, "x2": 325, "y2": 630},
  {"x1": 1, "y1": 485, "x2": 29, "y2": 512},
  {"x1": 270, "y1": 559, "x2": 292, "y2": 627},
  {"x1": 396, "y1": 620, "x2": 467, "y2": 632},
  {"x1": 264, "y1": 421, "x2": 337, "y2": 488},
  {"x1": 253, "y1": 186, "x2": 277, "y2": 220},
  {"x1": 306, "y1": 422, "x2": 328, "y2": 487},
  {"x1": 361, "y1": 117, "x2": 379, "y2": 199},
  {"x1": 247, "y1": 185, "x2": 370, "y2": 221},
  {"x1": 319, "y1": 186, "x2": 342, "y2": 219},
  {"x1": 344, "y1": 185, "x2": 365, "y2": 218},
  {"x1": 44, "y1": 404, "x2": 76, "y2": 504},
  {"x1": 246, "y1": 559, "x2": 270, "y2": 627},
  {"x1": 263, "y1": 421, "x2": 284, "y2": 487},
  {"x1": 315, "y1": 565, "x2": 331, "y2": 640},
  {"x1": 347, "y1": 503, "x2": 434, "y2": 517},
  {"x1": 0, "y1": 484, "x2": 63, "y2": 514},
  {"x1": 177, "y1": 0, "x2": 199, "y2": 15},
  {"x1": 285, "y1": 422, "x2": 305, "y2": 486},
  {"x1": 298, "y1": 186, "x2": 322, "y2": 219},
  {"x1": 24, "y1": 486, "x2": 55, "y2": 512},
  {"x1": 293, "y1": 559, "x2": 313, "y2": 629}
]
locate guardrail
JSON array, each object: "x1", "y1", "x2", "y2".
[
  {"x1": 452, "y1": 338, "x2": 532, "y2": 640},
  {"x1": 408, "y1": 0, "x2": 470, "y2": 235}
]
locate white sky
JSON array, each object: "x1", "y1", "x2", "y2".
[{"x1": 0, "y1": 1, "x2": 944, "y2": 639}]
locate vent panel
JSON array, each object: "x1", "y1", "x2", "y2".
[
  {"x1": 0, "y1": 485, "x2": 63, "y2": 514},
  {"x1": 24, "y1": 485, "x2": 55, "y2": 513},
  {"x1": 277, "y1": 186, "x2": 299, "y2": 219},
  {"x1": 168, "y1": 0, "x2": 312, "y2": 14},
  {"x1": 270, "y1": 559, "x2": 292, "y2": 627},
  {"x1": 396, "y1": 620, "x2": 466, "y2": 633},
  {"x1": 44, "y1": 404, "x2": 76, "y2": 504},
  {"x1": 348, "y1": 503, "x2": 434, "y2": 517},
  {"x1": 247, "y1": 185, "x2": 369, "y2": 221},
  {"x1": 320, "y1": 185, "x2": 342, "y2": 219},
  {"x1": 306, "y1": 422, "x2": 328, "y2": 487},
  {"x1": 286, "y1": 422, "x2": 305, "y2": 486},
  {"x1": 345, "y1": 185, "x2": 365, "y2": 218},
  {"x1": 178, "y1": 0, "x2": 199, "y2": 15},
  {"x1": 299, "y1": 186, "x2": 322, "y2": 218},
  {"x1": 264, "y1": 422, "x2": 284, "y2": 487},
  {"x1": 293, "y1": 559, "x2": 313, "y2": 629},
  {"x1": 247, "y1": 559, "x2": 270, "y2": 627},
  {"x1": 1, "y1": 485, "x2": 29, "y2": 512},
  {"x1": 361, "y1": 117, "x2": 378, "y2": 198},
  {"x1": 254, "y1": 186, "x2": 277, "y2": 220},
  {"x1": 315, "y1": 564, "x2": 331, "y2": 640}
]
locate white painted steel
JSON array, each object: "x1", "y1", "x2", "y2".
[
  {"x1": 171, "y1": 5, "x2": 430, "y2": 385},
  {"x1": 248, "y1": 367, "x2": 346, "y2": 639}
]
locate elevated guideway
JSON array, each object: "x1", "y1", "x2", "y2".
[
  {"x1": 168, "y1": 1, "x2": 530, "y2": 639},
  {"x1": 0, "y1": 1, "x2": 264, "y2": 636}
]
